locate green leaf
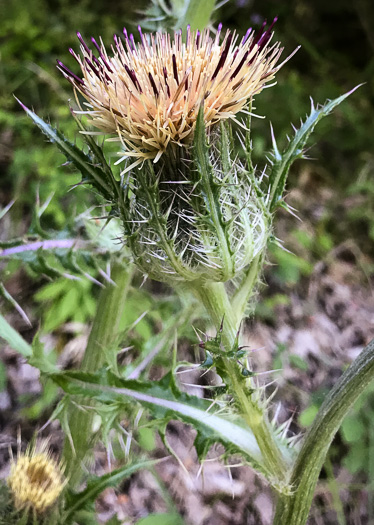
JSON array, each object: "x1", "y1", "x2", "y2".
[
  {"x1": 299, "y1": 404, "x2": 319, "y2": 427},
  {"x1": 193, "y1": 105, "x2": 234, "y2": 281},
  {"x1": 0, "y1": 313, "x2": 32, "y2": 357},
  {"x1": 341, "y1": 415, "x2": 365, "y2": 443},
  {"x1": 268, "y1": 86, "x2": 362, "y2": 212},
  {"x1": 63, "y1": 460, "x2": 159, "y2": 521},
  {"x1": 16, "y1": 98, "x2": 114, "y2": 199},
  {"x1": 49, "y1": 368, "x2": 290, "y2": 481},
  {"x1": 289, "y1": 355, "x2": 308, "y2": 372},
  {"x1": 0, "y1": 361, "x2": 7, "y2": 392},
  {"x1": 136, "y1": 513, "x2": 184, "y2": 525},
  {"x1": 176, "y1": 0, "x2": 215, "y2": 32},
  {"x1": 28, "y1": 336, "x2": 58, "y2": 374},
  {"x1": 343, "y1": 445, "x2": 367, "y2": 474},
  {"x1": 137, "y1": 427, "x2": 156, "y2": 452}
]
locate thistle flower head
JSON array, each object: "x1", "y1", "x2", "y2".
[
  {"x1": 58, "y1": 21, "x2": 295, "y2": 284},
  {"x1": 7, "y1": 441, "x2": 65, "y2": 514},
  {"x1": 58, "y1": 20, "x2": 284, "y2": 170}
]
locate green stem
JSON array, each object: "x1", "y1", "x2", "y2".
[
  {"x1": 63, "y1": 262, "x2": 134, "y2": 488},
  {"x1": 192, "y1": 280, "x2": 291, "y2": 484},
  {"x1": 273, "y1": 337, "x2": 374, "y2": 525},
  {"x1": 232, "y1": 254, "x2": 262, "y2": 321}
]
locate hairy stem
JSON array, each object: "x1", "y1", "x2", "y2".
[
  {"x1": 192, "y1": 280, "x2": 291, "y2": 484},
  {"x1": 63, "y1": 262, "x2": 133, "y2": 488},
  {"x1": 273, "y1": 337, "x2": 374, "y2": 525},
  {"x1": 232, "y1": 254, "x2": 262, "y2": 321}
]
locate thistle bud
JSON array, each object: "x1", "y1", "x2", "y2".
[
  {"x1": 59, "y1": 22, "x2": 288, "y2": 283},
  {"x1": 7, "y1": 441, "x2": 65, "y2": 515},
  {"x1": 119, "y1": 115, "x2": 271, "y2": 282}
]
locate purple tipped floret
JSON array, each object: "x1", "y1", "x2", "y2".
[
  {"x1": 259, "y1": 16, "x2": 278, "y2": 48},
  {"x1": 91, "y1": 37, "x2": 113, "y2": 72},
  {"x1": 163, "y1": 66, "x2": 171, "y2": 97},
  {"x1": 231, "y1": 48, "x2": 239, "y2": 64},
  {"x1": 114, "y1": 34, "x2": 122, "y2": 54},
  {"x1": 123, "y1": 28, "x2": 131, "y2": 47},
  {"x1": 211, "y1": 33, "x2": 233, "y2": 79},
  {"x1": 138, "y1": 25, "x2": 144, "y2": 44},
  {"x1": 84, "y1": 56, "x2": 101, "y2": 79},
  {"x1": 130, "y1": 34, "x2": 136, "y2": 51},
  {"x1": 250, "y1": 17, "x2": 277, "y2": 51},
  {"x1": 269, "y1": 16, "x2": 278, "y2": 32},
  {"x1": 241, "y1": 27, "x2": 252, "y2": 45},
  {"x1": 250, "y1": 19, "x2": 267, "y2": 50},
  {"x1": 125, "y1": 64, "x2": 142, "y2": 93},
  {"x1": 196, "y1": 30, "x2": 200, "y2": 48},
  {"x1": 57, "y1": 60, "x2": 84, "y2": 85},
  {"x1": 148, "y1": 72, "x2": 159, "y2": 97},
  {"x1": 230, "y1": 50, "x2": 249, "y2": 79},
  {"x1": 76, "y1": 31, "x2": 91, "y2": 55},
  {"x1": 172, "y1": 54, "x2": 179, "y2": 84}
]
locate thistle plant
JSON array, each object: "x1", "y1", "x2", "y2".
[{"x1": 4, "y1": 4, "x2": 373, "y2": 524}]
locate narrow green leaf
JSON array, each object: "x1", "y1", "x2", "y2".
[
  {"x1": 49, "y1": 368, "x2": 279, "y2": 478},
  {"x1": 193, "y1": 105, "x2": 234, "y2": 280},
  {"x1": 16, "y1": 98, "x2": 114, "y2": 199},
  {"x1": 0, "y1": 313, "x2": 32, "y2": 357},
  {"x1": 63, "y1": 460, "x2": 159, "y2": 521},
  {"x1": 0, "y1": 282, "x2": 31, "y2": 326},
  {"x1": 268, "y1": 86, "x2": 362, "y2": 212},
  {"x1": 176, "y1": 0, "x2": 215, "y2": 31}
]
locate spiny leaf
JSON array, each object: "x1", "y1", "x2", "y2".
[
  {"x1": 63, "y1": 459, "x2": 159, "y2": 521},
  {"x1": 268, "y1": 86, "x2": 362, "y2": 212},
  {"x1": 48, "y1": 368, "x2": 292, "y2": 482},
  {"x1": 16, "y1": 98, "x2": 114, "y2": 200},
  {"x1": 0, "y1": 214, "x2": 125, "y2": 287}
]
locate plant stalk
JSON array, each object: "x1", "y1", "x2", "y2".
[
  {"x1": 273, "y1": 337, "x2": 374, "y2": 525},
  {"x1": 232, "y1": 254, "x2": 262, "y2": 321},
  {"x1": 63, "y1": 261, "x2": 134, "y2": 488},
  {"x1": 192, "y1": 280, "x2": 291, "y2": 484}
]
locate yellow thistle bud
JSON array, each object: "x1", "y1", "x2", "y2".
[{"x1": 7, "y1": 442, "x2": 65, "y2": 515}]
